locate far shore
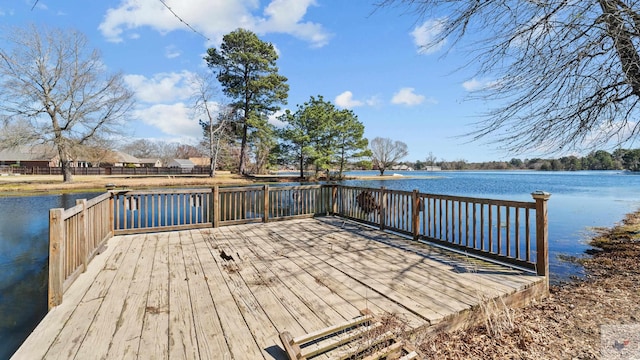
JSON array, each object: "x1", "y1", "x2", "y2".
[{"x1": 0, "y1": 172, "x2": 441, "y2": 196}]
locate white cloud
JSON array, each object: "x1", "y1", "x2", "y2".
[
  {"x1": 165, "y1": 45, "x2": 181, "y2": 59},
  {"x1": 335, "y1": 91, "x2": 363, "y2": 109},
  {"x1": 99, "y1": 0, "x2": 331, "y2": 47},
  {"x1": 462, "y1": 78, "x2": 498, "y2": 91},
  {"x1": 124, "y1": 71, "x2": 197, "y2": 103},
  {"x1": 391, "y1": 88, "x2": 426, "y2": 106},
  {"x1": 411, "y1": 18, "x2": 447, "y2": 55},
  {"x1": 268, "y1": 110, "x2": 287, "y2": 128},
  {"x1": 134, "y1": 103, "x2": 202, "y2": 140}
]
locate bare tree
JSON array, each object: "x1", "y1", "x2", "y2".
[
  {"x1": 0, "y1": 25, "x2": 134, "y2": 182},
  {"x1": 379, "y1": 0, "x2": 640, "y2": 154},
  {"x1": 370, "y1": 137, "x2": 409, "y2": 175},
  {"x1": 425, "y1": 151, "x2": 437, "y2": 166},
  {"x1": 120, "y1": 139, "x2": 160, "y2": 159},
  {"x1": 191, "y1": 72, "x2": 229, "y2": 177}
]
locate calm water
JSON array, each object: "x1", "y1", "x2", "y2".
[
  {"x1": 0, "y1": 192, "x2": 99, "y2": 360},
  {"x1": 343, "y1": 170, "x2": 640, "y2": 278},
  {"x1": 2, "y1": 171, "x2": 640, "y2": 358}
]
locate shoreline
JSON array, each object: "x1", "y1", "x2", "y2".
[{"x1": 0, "y1": 174, "x2": 443, "y2": 197}]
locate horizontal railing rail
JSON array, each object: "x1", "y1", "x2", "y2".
[
  {"x1": 48, "y1": 184, "x2": 549, "y2": 309},
  {"x1": 112, "y1": 188, "x2": 214, "y2": 234}
]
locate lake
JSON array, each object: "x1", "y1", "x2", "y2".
[
  {"x1": 0, "y1": 192, "x2": 100, "y2": 360},
  {"x1": 2, "y1": 170, "x2": 640, "y2": 358}
]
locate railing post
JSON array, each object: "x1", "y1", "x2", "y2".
[
  {"x1": 332, "y1": 185, "x2": 338, "y2": 215},
  {"x1": 412, "y1": 189, "x2": 419, "y2": 240},
  {"x1": 109, "y1": 192, "x2": 115, "y2": 236},
  {"x1": 263, "y1": 184, "x2": 269, "y2": 223},
  {"x1": 532, "y1": 191, "x2": 551, "y2": 282},
  {"x1": 379, "y1": 187, "x2": 386, "y2": 231},
  {"x1": 213, "y1": 186, "x2": 220, "y2": 228},
  {"x1": 49, "y1": 208, "x2": 65, "y2": 310},
  {"x1": 76, "y1": 199, "x2": 88, "y2": 273}
]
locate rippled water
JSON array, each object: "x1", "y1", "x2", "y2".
[
  {"x1": 0, "y1": 192, "x2": 99, "y2": 360},
  {"x1": 342, "y1": 170, "x2": 640, "y2": 279}
]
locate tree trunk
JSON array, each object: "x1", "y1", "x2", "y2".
[
  {"x1": 599, "y1": 0, "x2": 640, "y2": 97},
  {"x1": 299, "y1": 151, "x2": 304, "y2": 179},
  {"x1": 238, "y1": 122, "x2": 248, "y2": 175}
]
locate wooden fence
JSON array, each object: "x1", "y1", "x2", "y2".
[{"x1": 48, "y1": 184, "x2": 550, "y2": 309}]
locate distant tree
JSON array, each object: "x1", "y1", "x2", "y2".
[
  {"x1": 121, "y1": 139, "x2": 160, "y2": 159},
  {"x1": 251, "y1": 120, "x2": 277, "y2": 174},
  {"x1": 381, "y1": 1, "x2": 640, "y2": 153},
  {"x1": 370, "y1": 137, "x2": 408, "y2": 175},
  {"x1": 279, "y1": 96, "x2": 338, "y2": 178},
  {"x1": 622, "y1": 149, "x2": 640, "y2": 171},
  {"x1": 191, "y1": 72, "x2": 229, "y2": 177},
  {"x1": 175, "y1": 144, "x2": 203, "y2": 159},
  {"x1": 509, "y1": 158, "x2": 523, "y2": 169},
  {"x1": 334, "y1": 109, "x2": 370, "y2": 177},
  {"x1": 414, "y1": 160, "x2": 425, "y2": 170},
  {"x1": 205, "y1": 28, "x2": 288, "y2": 174},
  {"x1": 425, "y1": 152, "x2": 437, "y2": 166},
  {"x1": 0, "y1": 25, "x2": 134, "y2": 182}
]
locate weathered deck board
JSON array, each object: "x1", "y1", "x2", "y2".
[{"x1": 12, "y1": 217, "x2": 545, "y2": 360}]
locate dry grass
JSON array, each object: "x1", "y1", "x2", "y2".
[{"x1": 0, "y1": 172, "x2": 252, "y2": 196}]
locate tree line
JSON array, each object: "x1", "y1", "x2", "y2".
[{"x1": 403, "y1": 149, "x2": 640, "y2": 172}]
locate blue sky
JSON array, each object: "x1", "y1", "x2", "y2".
[{"x1": 2, "y1": 0, "x2": 526, "y2": 163}]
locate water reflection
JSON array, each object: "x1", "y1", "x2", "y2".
[{"x1": 0, "y1": 193, "x2": 99, "y2": 360}]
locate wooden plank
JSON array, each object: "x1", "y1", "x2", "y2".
[
  {"x1": 11, "y1": 236, "x2": 120, "y2": 359},
  {"x1": 314, "y1": 218, "x2": 522, "y2": 297},
  {"x1": 244, "y1": 227, "x2": 363, "y2": 322},
  {"x1": 181, "y1": 230, "x2": 233, "y2": 358},
  {"x1": 73, "y1": 234, "x2": 146, "y2": 359},
  {"x1": 195, "y1": 229, "x2": 307, "y2": 357},
  {"x1": 237, "y1": 226, "x2": 358, "y2": 325},
  {"x1": 192, "y1": 229, "x2": 266, "y2": 359},
  {"x1": 216, "y1": 226, "x2": 330, "y2": 332},
  {"x1": 139, "y1": 232, "x2": 170, "y2": 360},
  {"x1": 249, "y1": 223, "x2": 426, "y2": 330},
  {"x1": 287, "y1": 223, "x2": 465, "y2": 318},
  {"x1": 167, "y1": 231, "x2": 198, "y2": 359},
  {"x1": 106, "y1": 234, "x2": 157, "y2": 358}
]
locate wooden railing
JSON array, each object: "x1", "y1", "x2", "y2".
[
  {"x1": 48, "y1": 193, "x2": 113, "y2": 309},
  {"x1": 48, "y1": 184, "x2": 550, "y2": 309}
]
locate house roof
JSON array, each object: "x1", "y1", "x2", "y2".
[
  {"x1": 169, "y1": 159, "x2": 195, "y2": 167},
  {"x1": 111, "y1": 151, "x2": 140, "y2": 164},
  {"x1": 138, "y1": 158, "x2": 161, "y2": 164},
  {"x1": 0, "y1": 146, "x2": 57, "y2": 161}
]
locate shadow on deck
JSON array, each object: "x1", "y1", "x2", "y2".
[{"x1": 13, "y1": 217, "x2": 545, "y2": 359}]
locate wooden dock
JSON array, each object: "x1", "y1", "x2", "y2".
[{"x1": 13, "y1": 217, "x2": 545, "y2": 359}]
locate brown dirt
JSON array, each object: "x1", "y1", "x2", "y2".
[{"x1": 412, "y1": 211, "x2": 640, "y2": 359}]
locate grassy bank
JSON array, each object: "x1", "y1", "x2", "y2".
[
  {"x1": 413, "y1": 209, "x2": 640, "y2": 359},
  {"x1": 0, "y1": 173, "x2": 252, "y2": 196}
]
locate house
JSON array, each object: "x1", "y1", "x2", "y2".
[
  {"x1": 391, "y1": 164, "x2": 414, "y2": 171},
  {"x1": 168, "y1": 159, "x2": 195, "y2": 172},
  {"x1": 110, "y1": 151, "x2": 140, "y2": 167},
  {"x1": 138, "y1": 158, "x2": 162, "y2": 168},
  {"x1": 0, "y1": 146, "x2": 58, "y2": 168}
]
